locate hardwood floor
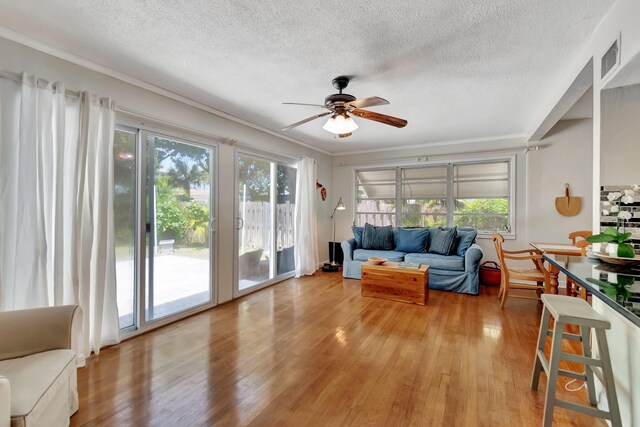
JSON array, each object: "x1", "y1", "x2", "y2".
[{"x1": 71, "y1": 272, "x2": 605, "y2": 426}]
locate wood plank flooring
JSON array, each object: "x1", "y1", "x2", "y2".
[{"x1": 71, "y1": 272, "x2": 605, "y2": 426}]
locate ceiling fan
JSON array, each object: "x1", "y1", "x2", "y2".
[{"x1": 281, "y1": 76, "x2": 408, "y2": 138}]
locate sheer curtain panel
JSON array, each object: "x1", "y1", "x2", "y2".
[
  {"x1": 294, "y1": 157, "x2": 319, "y2": 277},
  {"x1": 0, "y1": 72, "x2": 119, "y2": 364}
]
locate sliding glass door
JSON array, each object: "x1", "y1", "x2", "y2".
[
  {"x1": 145, "y1": 134, "x2": 213, "y2": 321},
  {"x1": 113, "y1": 128, "x2": 138, "y2": 329},
  {"x1": 276, "y1": 163, "x2": 296, "y2": 276},
  {"x1": 237, "y1": 155, "x2": 272, "y2": 289},
  {"x1": 113, "y1": 125, "x2": 215, "y2": 333},
  {"x1": 236, "y1": 153, "x2": 296, "y2": 294}
]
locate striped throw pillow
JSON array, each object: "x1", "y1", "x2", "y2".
[
  {"x1": 428, "y1": 227, "x2": 457, "y2": 255},
  {"x1": 362, "y1": 223, "x2": 395, "y2": 250}
]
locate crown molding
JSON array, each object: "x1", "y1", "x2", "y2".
[{"x1": 333, "y1": 133, "x2": 527, "y2": 157}]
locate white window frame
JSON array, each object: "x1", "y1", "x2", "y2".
[{"x1": 353, "y1": 155, "x2": 516, "y2": 239}]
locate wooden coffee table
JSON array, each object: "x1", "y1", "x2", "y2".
[{"x1": 361, "y1": 262, "x2": 429, "y2": 305}]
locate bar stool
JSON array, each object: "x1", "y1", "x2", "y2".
[{"x1": 531, "y1": 294, "x2": 621, "y2": 427}]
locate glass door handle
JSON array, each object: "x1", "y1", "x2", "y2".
[
  {"x1": 145, "y1": 222, "x2": 152, "y2": 233},
  {"x1": 236, "y1": 217, "x2": 244, "y2": 230},
  {"x1": 210, "y1": 218, "x2": 216, "y2": 232}
]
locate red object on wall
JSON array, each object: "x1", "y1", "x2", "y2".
[{"x1": 320, "y1": 187, "x2": 327, "y2": 201}]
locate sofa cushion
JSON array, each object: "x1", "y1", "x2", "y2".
[
  {"x1": 395, "y1": 227, "x2": 429, "y2": 253},
  {"x1": 404, "y1": 253, "x2": 465, "y2": 271},
  {"x1": 428, "y1": 227, "x2": 457, "y2": 255},
  {"x1": 0, "y1": 349, "x2": 77, "y2": 422},
  {"x1": 455, "y1": 229, "x2": 478, "y2": 257},
  {"x1": 362, "y1": 223, "x2": 395, "y2": 250},
  {"x1": 354, "y1": 249, "x2": 406, "y2": 262},
  {"x1": 351, "y1": 226, "x2": 364, "y2": 248}
]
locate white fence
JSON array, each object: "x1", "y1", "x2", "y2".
[{"x1": 240, "y1": 201, "x2": 295, "y2": 251}]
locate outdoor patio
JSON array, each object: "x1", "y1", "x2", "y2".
[{"x1": 117, "y1": 250, "x2": 210, "y2": 328}]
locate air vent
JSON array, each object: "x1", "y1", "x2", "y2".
[{"x1": 601, "y1": 37, "x2": 620, "y2": 80}]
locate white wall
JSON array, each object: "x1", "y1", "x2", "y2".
[
  {"x1": 0, "y1": 36, "x2": 332, "y2": 304},
  {"x1": 601, "y1": 83, "x2": 640, "y2": 185},
  {"x1": 331, "y1": 137, "x2": 530, "y2": 261},
  {"x1": 527, "y1": 118, "x2": 593, "y2": 243}
]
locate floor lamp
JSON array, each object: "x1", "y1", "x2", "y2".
[{"x1": 322, "y1": 197, "x2": 345, "y2": 272}]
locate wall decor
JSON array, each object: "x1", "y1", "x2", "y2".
[
  {"x1": 316, "y1": 180, "x2": 327, "y2": 201},
  {"x1": 555, "y1": 183, "x2": 581, "y2": 216}
]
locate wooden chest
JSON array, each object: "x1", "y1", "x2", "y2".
[{"x1": 361, "y1": 262, "x2": 429, "y2": 305}]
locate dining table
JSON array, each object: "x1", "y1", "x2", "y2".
[{"x1": 529, "y1": 242, "x2": 584, "y2": 294}]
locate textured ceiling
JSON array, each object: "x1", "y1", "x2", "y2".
[{"x1": 0, "y1": 0, "x2": 614, "y2": 154}]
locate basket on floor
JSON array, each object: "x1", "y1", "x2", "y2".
[{"x1": 479, "y1": 261, "x2": 501, "y2": 286}]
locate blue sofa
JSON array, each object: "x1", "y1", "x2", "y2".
[{"x1": 341, "y1": 227, "x2": 484, "y2": 295}]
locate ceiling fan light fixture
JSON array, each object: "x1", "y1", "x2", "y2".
[
  {"x1": 281, "y1": 76, "x2": 407, "y2": 135},
  {"x1": 322, "y1": 113, "x2": 358, "y2": 135}
]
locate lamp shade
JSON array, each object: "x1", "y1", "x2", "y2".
[
  {"x1": 336, "y1": 197, "x2": 345, "y2": 210},
  {"x1": 322, "y1": 114, "x2": 358, "y2": 135}
]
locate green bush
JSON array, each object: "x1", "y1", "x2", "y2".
[
  {"x1": 156, "y1": 195, "x2": 186, "y2": 241},
  {"x1": 183, "y1": 201, "x2": 209, "y2": 245},
  {"x1": 456, "y1": 198, "x2": 509, "y2": 231}
]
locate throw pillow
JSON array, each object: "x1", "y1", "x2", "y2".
[
  {"x1": 428, "y1": 227, "x2": 457, "y2": 255},
  {"x1": 395, "y1": 227, "x2": 429, "y2": 253},
  {"x1": 352, "y1": 226, "x2": 364, "y2": 248},
  {"x1": 362, "y1": 223, "x2": 395, "y2": 250},
  {"x1": 456, "y1": 229, "x2": 478, "y2": 257}
]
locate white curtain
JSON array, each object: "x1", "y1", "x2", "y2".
[
  {"x1": 0, "y1": 72, "x2": 120, "y2": 365},
  {"x1": 294, "y1": 156, "x2": 319, "y2": 277}
]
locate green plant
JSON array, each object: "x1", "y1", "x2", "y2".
[
  {"x1": 456, "y1": 198, "x2": 509, "y2": 231},
  {"x1": 586, "y1": 275, "x2": 633, "y2": 300},
  {"x1": 156, "y1": 195, "x2": 186, "y2": 241},
  {"x1": 587, "y1": 189, "x2": 637, "y2": 258},
  {"x1": 586, "y1": 227, "x2": 635, "y2": 258},
  {"x1": 183, "y1": 201, "x2": 209, "y2": 245}
]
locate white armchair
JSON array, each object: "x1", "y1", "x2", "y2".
[{"x1": 0, "y1": 305, "x2": 80, "y2": 427}]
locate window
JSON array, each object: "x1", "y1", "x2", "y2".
[
  {"x1": 453, "y1": 162, "x2": 509, "y2": 232},
  {"x1": 355, "y1": 169, "x2": 396, "y2": 226},
  {"x1": 401, "y1": 166, "x2": 447, "y2": 227},
  {"x1": 355, "y1": 159, "x2": 513, "y2": 235}
]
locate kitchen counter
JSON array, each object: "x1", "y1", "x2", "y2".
[
  {"x1": 543, "y1": 254, "x2": 640, "y2": 328},
  {"x1": 544, "y1": 253, "x2": 640, "y2": 426}
]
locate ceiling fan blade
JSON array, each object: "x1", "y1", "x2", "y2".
[
  {"x1": 345, "y1": 96, "x2": 390, "y2": 109},
  {"x1": 351, "y1": 109, "x2": 407, "y2": 128},
  {"x1": 281, "y1": 112, "x2": 332, "y2": 131},
  {"x1": 283, "y1": 102, "x2": 330, "y2": 109}
]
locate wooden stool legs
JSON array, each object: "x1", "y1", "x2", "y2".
[
  {"x1": 530, "y1": 297, "x2": 622, "y2": 427},
  {"x1": 594, "y1": 328, "x2": 622, "y2": 427},
  {"x1": 531, "y1": 306, "x2": 551, "y2": 392}
]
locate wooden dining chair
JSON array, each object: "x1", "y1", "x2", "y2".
[
  {"x1": 492, "y1": 232, "x2": 551, "y2": 309},
  {"x1": 568, "y1": 230, "x2": 592, "y2": 245},
  {"x1": 566, "y1": 231, "x2": 591, "y2": 299},
  {"x1": 566, "y1": 239, "x2": 590, "y2": 300},
  {"x1": 575, "y1": 238, "x2": 589, "y2": 256}
]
